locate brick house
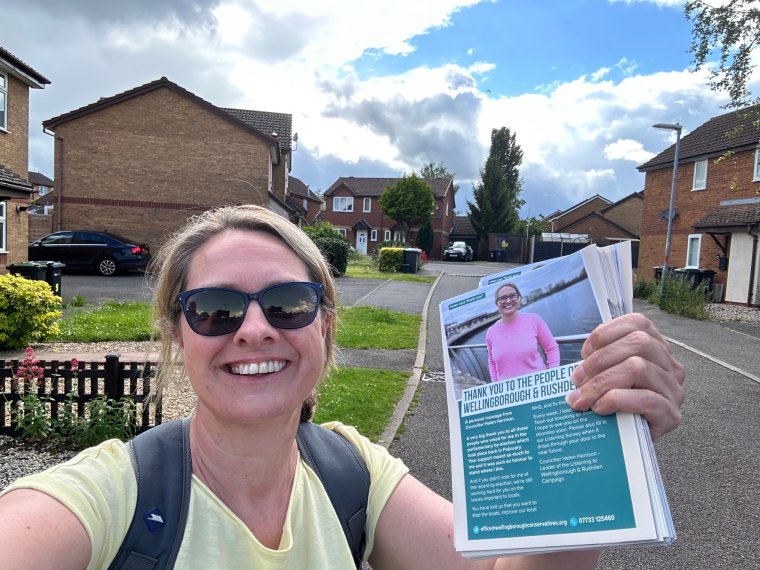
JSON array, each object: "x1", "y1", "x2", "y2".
[
  {"x1": 547, "y1": 193, "x2": 641, "y2": 245},
  {"x1": 41, "y1": 77, "x2": 298, "y2": 249},
  {"x1": 639, "y1": 108, "x2": 760, "y2": 306},
  {"x1": 0, "y1": 47, "x2": 50, "y2": 272},
  {"x1": 286, "y1": 175, "x2": 323, "y2": 226},
  {"x1": 320, "y1": 176, "x2": 455, "y2": 259}
]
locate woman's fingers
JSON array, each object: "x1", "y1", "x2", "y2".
[{"x1": 567, "y1": 313, "x2": 686, "y2": 441}]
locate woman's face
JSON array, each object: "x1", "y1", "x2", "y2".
[
  {"x1": 496, "y1": 285, "x2": 520, "y2": 319},
  {"x1": 177, "y1": 229, "x2": 329, "y2": 427}
]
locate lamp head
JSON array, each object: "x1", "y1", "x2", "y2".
[{"x1": 652, "y1": 122, "x2": 682, "y2": 132}]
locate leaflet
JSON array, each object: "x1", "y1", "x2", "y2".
[{"x1": 441, "y1": 243, "x2": 674, "y2": 557}]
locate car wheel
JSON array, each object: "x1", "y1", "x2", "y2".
[{"x1": 97, "y1": 257, "x2": 119, "y2": 276}]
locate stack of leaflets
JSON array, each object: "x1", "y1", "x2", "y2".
[{"x1": 440, "y1": 242, "x2": 675, "y2": 558}]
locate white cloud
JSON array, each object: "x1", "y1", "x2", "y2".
[{"x1": 604, "y1": 139, "x2": 655, "y2": 163}]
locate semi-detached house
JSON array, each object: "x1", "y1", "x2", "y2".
[
  {"x1": 41, "y1": 77, "x2": 300, "y2": 249},
  {"x1": 638, "y1": 107, "x2": 760, "y2": 306},
  {"x1": 320, "y1": 176, "x2": 455, "y2": 260}
]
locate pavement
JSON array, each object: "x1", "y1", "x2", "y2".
[{"x1": 4, "y1": 266, "x2": 760, "y2": 568}]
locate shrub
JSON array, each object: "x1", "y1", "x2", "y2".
[
  {"x1": 0, "y1": 274, "x2": 62, "y2": 349},
  {"x1": 372, "y1": 240, "x2": 406, "y2": 260},
  {"x1": 378, "y1": 247, "x2": 404, "y2": 272},
  {"x1": 657, "y1": 275, "x2": 711, "y2": 320},
  {"x1": 311, "y1": 236, "x2": 351, "y2": 276},
  {"x1": 304, "y1": 222, "x2": 351, "y2": 276},
  {"x1": 633, "y1": 278, "x2": 657, "y2": 300}
]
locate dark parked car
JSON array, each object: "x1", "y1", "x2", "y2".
[
  {"x1": 442, "y1": 241, "x2": 473, "y2": 262},
  {"x1": 28, "y1": 231, "x2": 151, "y2": 276}
]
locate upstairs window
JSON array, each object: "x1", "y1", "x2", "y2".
[
  {"x1": 754, "y1": 148, "x2": 760, "y2": 182},
  {"x1": 363, "y1": 197, "x2": 371, "y2": 213},
  {"x1": 0, "y1": 72, "x2": 7, "y2": 130},
  {"x1": 686, "y1": 234, "x2": 702, "y2": 268},
  {"x1": 692, "y1": 160, "x2": 707, "y2": 191},
  {"x1": 333, "y1": 196, "x2": 354, "y2": 212},
  {"x1": 38, "y1": 185, "x2": 50, "y2": 196}
]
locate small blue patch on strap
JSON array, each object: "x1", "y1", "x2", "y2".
[{"x1": 143, "y1": 507, "x2": 165, "y2": 533}]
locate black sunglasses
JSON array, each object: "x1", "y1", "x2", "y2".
[{"x1": 176, "y1": 282, "x2": 325, "y2": 336}]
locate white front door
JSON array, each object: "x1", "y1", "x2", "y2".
[{"x1": 357, "y1": 230, "x2": 368, "y2": 255}]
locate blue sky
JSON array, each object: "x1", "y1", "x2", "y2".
[{"x1": 1, "y1": 0, "x2": 746, "y2": 217}]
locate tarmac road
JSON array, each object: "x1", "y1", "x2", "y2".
[{"x1": 391, "y1": 262, "x2": 760, "y2": 570}]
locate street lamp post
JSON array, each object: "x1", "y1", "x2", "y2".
[{"x1": 652, "y1": 122, "x2": 682, "y2": 298}]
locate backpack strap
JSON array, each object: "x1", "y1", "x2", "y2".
[
  {"x1": 109, "y1": 418, "x2": 370, "y2": 570},
  {"x1": 296, "y1": 421, "x2": 370, "y2": 569},
  {"x1": 108, "y1": 417, "x2": 192, "y2": 570}
]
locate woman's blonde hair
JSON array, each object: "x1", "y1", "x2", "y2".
[{"x1": 149, "y1": 205, "x2": 337, "y2": 421}]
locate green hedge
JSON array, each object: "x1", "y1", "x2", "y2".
[{"x1": 378, "y1": 248, "x2": 404, "y2": 272}]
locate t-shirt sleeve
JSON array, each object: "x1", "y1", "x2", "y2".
[
  {"x1": 322, "y1": 422, "x2": 409, "y2": 560},
  {"x1": 0, "y1": 439, "x2": 137, "y2": 570}
]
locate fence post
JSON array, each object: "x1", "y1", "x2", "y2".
[{"x1": 104, "y1": 354, "x2": 121, "y2": 400}]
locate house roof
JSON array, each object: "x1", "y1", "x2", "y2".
[
  {"x1": 638, "y1": 107, "x2": 760, "y2": 172},
  {"x1": 555, "y1": 211, "x2": 639, "y2": 239},
  {"x1": 28, "y1": 171, "x2": 54, "y2": 186},
  {"x1": 452, "y1": 215, "x2": 477, "y2": 237},
  {"x1": 0, "y1": 165, "x2": 33, "y2": 198},
  {"x1": 0, "y1": 46, "x2": 50, "y2": 88},
  {"x1": 287, "y1": 175, "x2": 322, "y2": 202},
  {"x1": 324, "y1": 177, "x2": 453, "y2": 198},
  {"x1": 548, "y1": 194, "x2": 612, "y2": 220},
  {"x1": 221, "y1": 108, "x2": 292, "y2": 152},
  {"x1": 42, "y1": 77, "x2": 281, "y2": 157},
  {"x1": 600, "y1": 190, "x2": 643, "y2": 214},
  {"x1": 693, "y1": 201, "x2": 760, "y2": 230}
]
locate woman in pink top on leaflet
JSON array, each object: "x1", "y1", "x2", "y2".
[{"x1": 486, "y1": 282, "x2": 560, "y2": 382}]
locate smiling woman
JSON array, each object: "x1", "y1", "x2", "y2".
[
  {"x1": 486, "y1": 282, "x2": 560, "y2": 382},
  {"x1": 0, "y1": 205, "x2": 686, "y2": 570}
]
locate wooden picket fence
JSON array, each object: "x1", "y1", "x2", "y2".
[{"x1": 0, "y1": 354, "x2": 161, "y2": 436}]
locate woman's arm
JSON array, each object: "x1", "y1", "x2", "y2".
[
  {"x1": 0, "y1": 489, "x2": 91, "y2": 570},
  {"x1": 535, "y1": 316, "x2": 560, "y2": 368},
  {"x1": 486, "y1": 328, "x2": 498, "y2": 381}
]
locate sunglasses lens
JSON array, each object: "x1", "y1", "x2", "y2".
[
  {"x1": 183, "y1": 289, "x2": 246, "y2": 336},
  {"x1": 261, "y1": 283, "x2": 320, "y2": 329}
]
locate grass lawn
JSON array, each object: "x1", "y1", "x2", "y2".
[
  {"x1": 337, "y1": 306, "x2": 421, "y2": 349},
  {"x1": 345, "y1": 254, "x2": 435, "y2": 283},
  {"x1": 314, "y1": 367, "x2": 409, "y2": 441},
  {"x1": 56, "y1": 302, "x2": 154, "y2": 342}
]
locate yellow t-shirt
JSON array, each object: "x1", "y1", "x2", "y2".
[{"x1": 1, "y1": 422, "x2": 409, "y2": 569}]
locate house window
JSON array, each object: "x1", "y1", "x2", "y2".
[
  {"x1": 370, "y1": 229, "x2": 377, "y2": 241},
  {"x1": 333, "y1": 196, "x2": 354, "y2": 212},
  {"x1": 335, "y1": 228, "x2": 347, "y2": 237},
  {"x1": 38, "y1": 185, "x2": 50, "y2": 196},
  {"x1": 363, "y1": 197, "x2": 371, "y2": 213},
  {"x1": 754, "y1": 148, "x2": 760, "y2": 181},
  {"x1": 384, "y1": 229, "x2": 391, "y2": 241},
  {"x1": 302, "y1": 198, "x2": 307, "y2": 210},
  {"x1": 686, "y1": 234, "x2": 702, "y2": 268},
  {"x1": 0, "y1": 72, "x2": 6, "y2": 130},
  {"x1": 0, "y1": 202, "x2": 6, "y2": 251},
  {"x1": 692, "y1": 160, "x2": 707, "y2": 191}
]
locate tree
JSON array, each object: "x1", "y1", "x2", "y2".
[
  {"x1": 514, "y1": 216, "x2": 551, "y2": 237},
  {"x1": 467, "y1": 127, "x2": 525, "y2": 239},
  {"x1": 687, "y1": 0, "x2": 760, "y2": 108},
  {"x1": 415, "y1": 221, "x2": 434, "y2": 254},
  {"x1": 418, "y1": 162, "x2": 460, "y2": 195},
  {"x1": 380, "y1": 174, "x2": 435, "y2": 243}
]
